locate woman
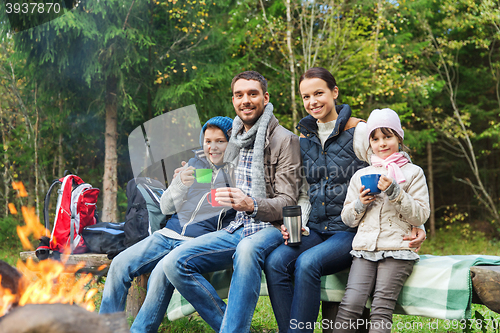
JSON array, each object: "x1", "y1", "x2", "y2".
[{"x1": 264, "y1": 67, "x2": 425, "y2": 333}]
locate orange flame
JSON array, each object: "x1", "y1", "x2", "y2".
[
  {"x1": 1, "y1": 182, "x2": 100, "y2": 316},
  {"x1": 0, "y1": 275, "x2": 18, "y2": 316},
  {"x1": 13, "y1": 259, "x2": 97, "y2": 313},
  {"x1": 8, "y1": 203, "x2": 17, "y2": 215},
  {"x1": 12, "y1": 181, "x2": 28, "y2": 197},
  {"x1": 16, "y1": 206, "x2": 48, "y2": 250}
]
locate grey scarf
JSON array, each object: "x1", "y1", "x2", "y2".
[{"x1": 224, "y1": 102, "x2": 274, "y2": 199}]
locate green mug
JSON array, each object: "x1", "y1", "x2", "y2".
[{"x1": 195, "y1": 169, "x2": 212, "y2": 183}]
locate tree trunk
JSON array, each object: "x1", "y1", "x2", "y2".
[
  {"x1": 58, "y1": 96, "x2": 64, "y2": 178},
  {"x1": 34, "y1": 82, "x2": 40, "y2": 217},
  {"x1": 427, "y1": 141, "x2": 435, "y2": 238},
  {"x1": 368, "y1": 0, "x2": 382, "y2": 108},
  {"x1": 57, "y1": 133, "x2": 63, "y2": 178},
  {"x1": 101, "y1": 75, "x2": 118, "y2": 223},
  {"x1": 286, "y1": 0, "x2": 298, "y2": 132},
  {"x1": 1, "y1": 106, "x2": 10, "y2": 217}
]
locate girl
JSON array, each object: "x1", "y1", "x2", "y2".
[
  {"x1": 333, "y1": 108, "x2": 430, "y2": 332},
  {"x1": 264, "y1": 67, "x2": 427, "y2": 333}
]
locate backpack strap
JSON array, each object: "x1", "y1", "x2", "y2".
[
  {"x1": 344, "y1": 117, "x2": 365, "y2": 131},
  {"x1": 37, "y1": 178, "x2": 64, "y2": 260},
  {"x1": 43, "y1": 179, "x2": 62, "y2": 231}
]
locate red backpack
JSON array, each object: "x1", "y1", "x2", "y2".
[{"x1": 36, "y1": 175, "x2": 99, "y2": 259}]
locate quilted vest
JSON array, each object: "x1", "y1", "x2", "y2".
[{"x1": 296, "y1": 104, "x2": 368, "y2": 234}]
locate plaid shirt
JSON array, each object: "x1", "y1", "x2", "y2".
[{"x1": 224, "y1": 147, "x2": 272, "y2": 237}]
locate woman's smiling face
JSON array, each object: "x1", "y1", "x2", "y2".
[{"x1": 299, "y1": 77, "x2": 339, "y2": 123}]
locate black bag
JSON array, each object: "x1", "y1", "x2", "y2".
[
  {"x1": 124, "y1": 177, "x2": 168, "y2": 248},
  {"x1": 82, "y1": 222, "x2": 126, "y2": 259}
]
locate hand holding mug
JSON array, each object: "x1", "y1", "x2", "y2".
[
  {"x1": 180, "y1": 166, "x2": 195, "y2": 187},
  {"x1": 377, "y1": 175, "x2": 393, "y2": 192},
  {"x1": 359, "y1": 186, "x2": 375, "y2": 205},
  {"x1": 280, "y1": 224, "x2": 305, "y2": 246},
  {"x1": 172, "y1": 161, "x2": 188, "y2": 179},
  {"x1": 207, "y1": 189, "x2": 221, "y2": 207},
  {"x1": 215, "y1": 187, "x2": 254, "y2": 213},
  {"x1": 281, "y1": 224, "x2": 289, "y2": 241}
]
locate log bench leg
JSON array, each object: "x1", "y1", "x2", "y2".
[
  {"x1": 322, "y1": 301, "x2": 369, "y2": 333},
  {"x1": 126, "y1": 273, "x2": 149, "y2": 318}
]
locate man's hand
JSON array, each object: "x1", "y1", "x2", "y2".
[
  {"x1": 405, "y1": 227, "x2": 426, "y2": 252},
  {"x1": 215, "y1": 187, "x2": 254, "y2": 213}
]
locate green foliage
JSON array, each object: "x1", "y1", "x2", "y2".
[
  {"x1": 0, "y1": 216, "x2": 24, "y2": 265},
  {"x1": 0, "y1": 216, "x2": 21, "y2": 248},
  {"x1": 420, "y1": 223, "x2": 500, "y2": 257},
  {"x1": 0, "y1": 0, "x2": 499, "y2": 227}
]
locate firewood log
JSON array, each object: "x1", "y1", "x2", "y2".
[{"x1": 0, "y1": 304, "x2": 129, "y2": 333}]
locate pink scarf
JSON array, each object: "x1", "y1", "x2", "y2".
[{"x1": 370, "y1": 152, "x2": 409, "y2": 184}]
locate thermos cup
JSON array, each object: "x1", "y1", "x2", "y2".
[{"x1": 283, "y1": 205, "x2": 302, "y2": 246}]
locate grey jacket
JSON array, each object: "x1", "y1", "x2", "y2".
[{"x1": 256, "y1": 115, "x2": 301, "y2": 226}]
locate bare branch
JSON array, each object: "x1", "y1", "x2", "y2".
[
  {"x1": 122, "y1": 0, "x2": 136, "y2": 30},
  {"x1": 258, "y1": 60, "x2": 283, "y2": 74},
  {"x1": 259, "y1": 0, "x2": 289, "y2": 61},
  {"x1": 454, "y1": 177, "x2": 496, "y2": 218},
  {"x1": 435, "y1": 144, "x2": 465, "y2": 158}
]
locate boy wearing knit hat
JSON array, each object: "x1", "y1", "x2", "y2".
[{"x1": 99, "y1": 117, "x2": 236, "y2": 333}]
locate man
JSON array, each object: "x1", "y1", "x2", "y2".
[
  {"x1": 99, "y1": 117, "x2": 235, "y2": 333},
  {"x1": 163, "y1": 71, "x2": 302, "y2": 332}
]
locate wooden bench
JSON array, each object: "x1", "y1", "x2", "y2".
[{"x1": 19, "y1": 252, "x2": 500, "y2": 333}]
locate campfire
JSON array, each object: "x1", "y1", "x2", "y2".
[{"x1": 0, "y1": 182, "x2": 129, "y2": 333}]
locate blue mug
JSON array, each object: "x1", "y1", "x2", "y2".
[{"x1": 360, "y1": 174, "x2": 382, "y2": 195}]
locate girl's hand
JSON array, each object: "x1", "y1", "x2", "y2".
[
  {"x1": 180, "y1": 166, "x2": 195, "y2": 187},
  {"x1": 359, "y1": 185, "x2": 376, "y2": 205},
  {"x1": 378, "y1": 175, "x2": 393, "y2": 192}
]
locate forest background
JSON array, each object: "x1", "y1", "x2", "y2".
[{"x1": 0, "y1": 0, "x2": 499, "y2": 249}]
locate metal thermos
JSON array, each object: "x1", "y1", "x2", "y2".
[{"x1": 283, "y1": 206, "x2": 302, "y2": 246}]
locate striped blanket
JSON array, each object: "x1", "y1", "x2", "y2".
[{"x1": 165, "y1": 254, "x2": 500, "y2": 321}]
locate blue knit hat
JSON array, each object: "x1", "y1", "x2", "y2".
[{"x1": 199, "y1": 116, "x2": 233, "y2": 147}]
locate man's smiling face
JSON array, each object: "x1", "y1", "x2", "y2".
[{"x1": 232, "y1": 79, "x2": 269, "y2": 131}]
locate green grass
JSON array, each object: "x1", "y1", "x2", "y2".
[{"x1": 419, "y1": 224, "x2": 500, "y2": 257}]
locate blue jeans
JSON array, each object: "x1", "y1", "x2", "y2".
[
  {"x1": 99, "y1": 232, "x2": 184, "y2": 333},
  {"x1": 264, "y1": 229, "x2": 355, "y2": 333},
  {"x1": 164, "y1": 226, "x2": 283, "y2": 333}
]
